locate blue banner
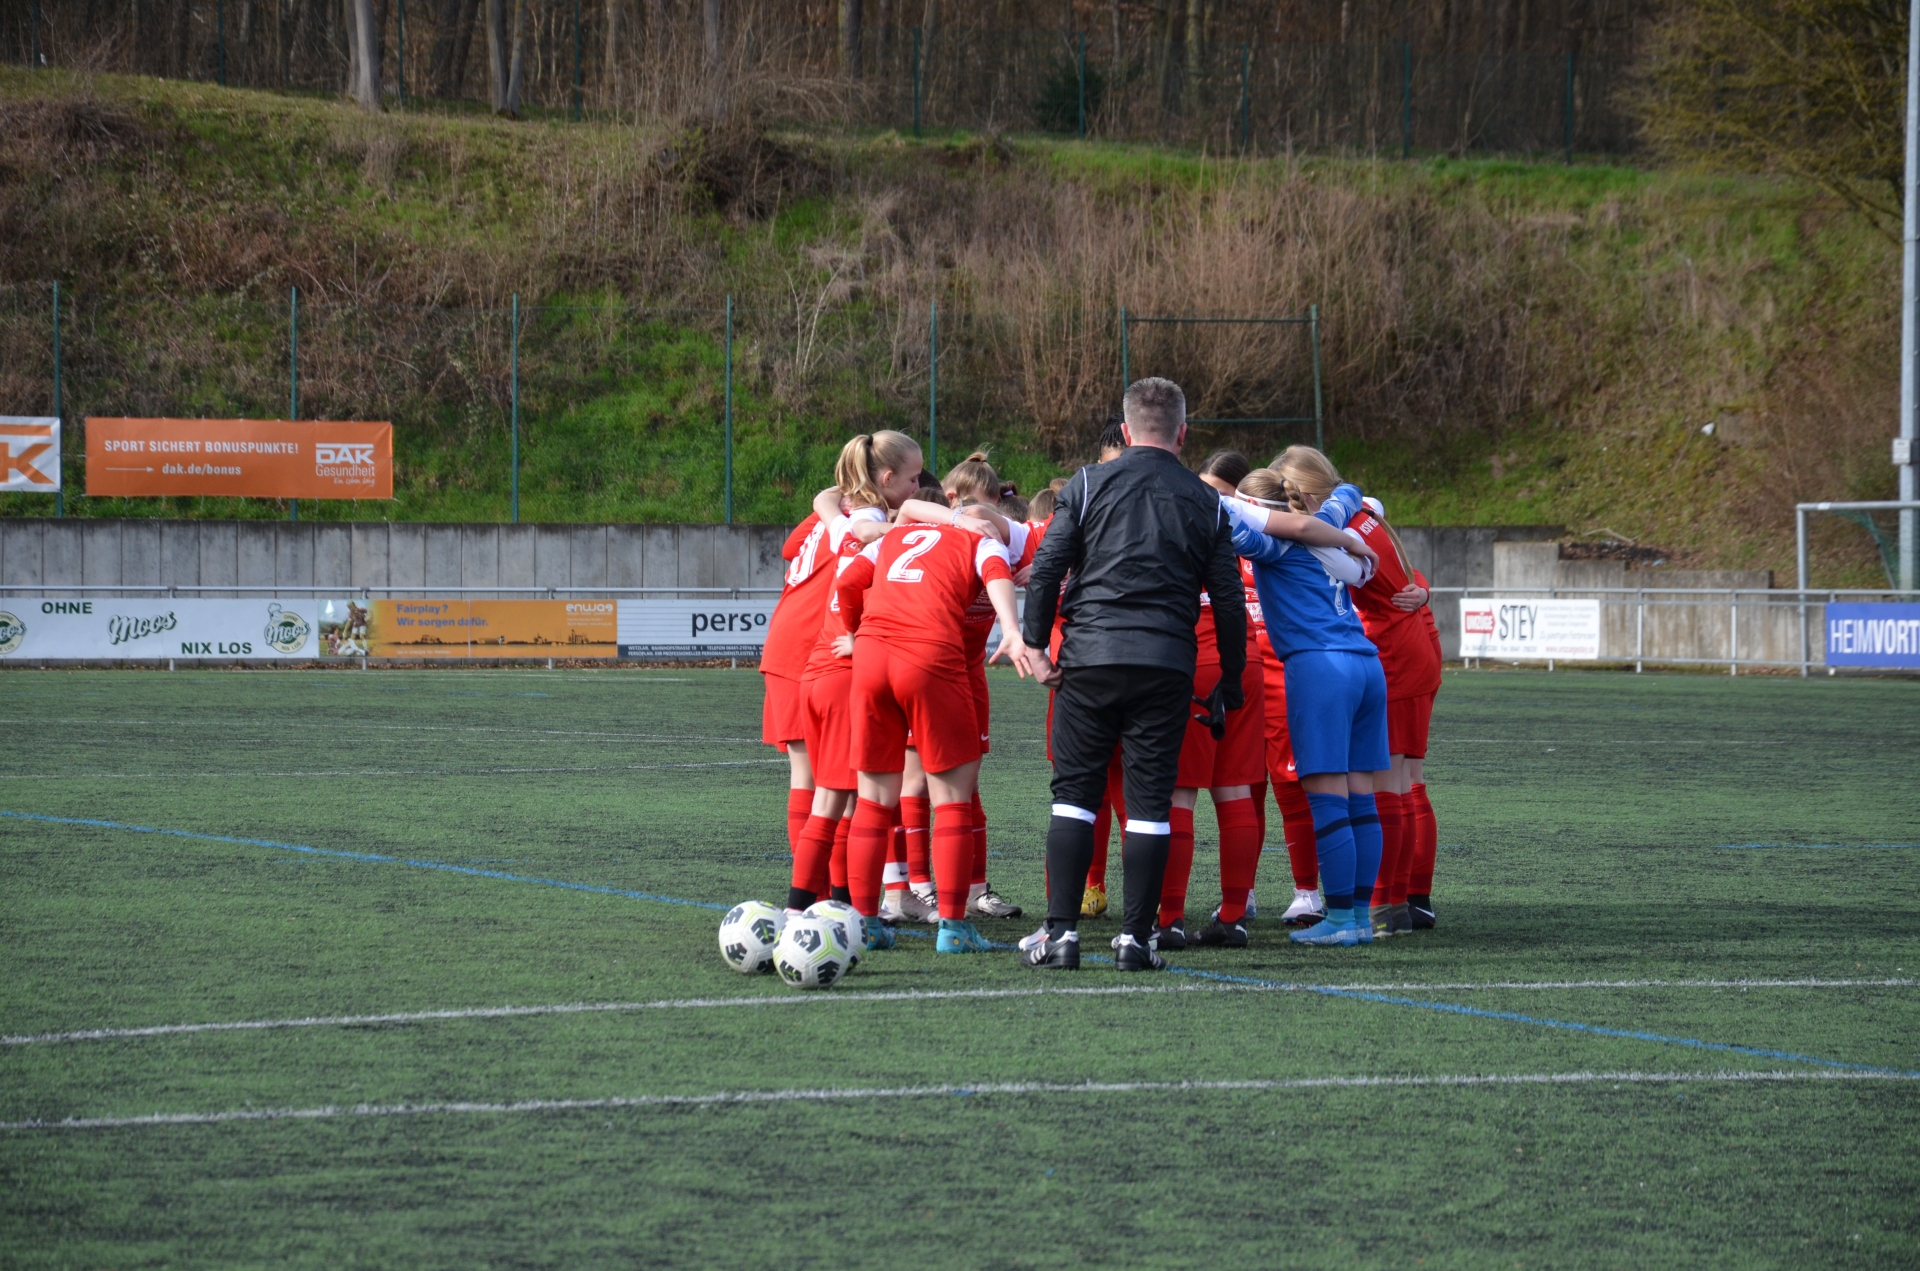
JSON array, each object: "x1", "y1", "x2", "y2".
[{"x1": 1826, "y1": 603, "x2": 1920, "y2": 669}]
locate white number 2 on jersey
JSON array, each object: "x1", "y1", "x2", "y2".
[{"x1": 886, "y1": 529, "x2": 942, "y2": 583}]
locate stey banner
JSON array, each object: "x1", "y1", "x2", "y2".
[
  {"x1": 1, "y1": 417, "x2": 60, "y2": 492},
  {"x1": 85, "y1": 418, "x2": 393, "y2": 499},
  {"x1": 1460, "y1": 598, "x2": 1602, "y2": 661}
]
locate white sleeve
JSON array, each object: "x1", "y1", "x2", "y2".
[
  {"x1": 1218, "y1": 495, "x2": 1269, "y2": 537},
  {"x1": 828, "y1": 506, "x2": 887, "y2": 552},
  {"x1": 859, "y1": 539, "x2": 882, "y2": 562},
  {"x1": 1006, "y1": 519, "x2": 1031, "y2": 562},
  {"x1": 973, "y1": 537, "x2": 1011, "y2": 578},
  {"x1": 1309, "y1": 534, "x2": 1374, "y2": 588}
]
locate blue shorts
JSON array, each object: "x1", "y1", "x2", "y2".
[{"x1": 1282, "y1": 649, "x2": 1390, "y2": 777}]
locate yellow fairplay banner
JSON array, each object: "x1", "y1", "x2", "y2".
[{"x1": 317, "y1": 599, "x2": 619, "y2": 658}]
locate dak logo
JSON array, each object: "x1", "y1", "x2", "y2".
[
  {"x1": 0, "y1": 611, "x2": 24, "y2": 655},
  {"x1": 264, "y1": 603, "x2": 311, "y2": 654},
  {"x1": 315, "y1": 443, "x2": 375, "y2": 469}
]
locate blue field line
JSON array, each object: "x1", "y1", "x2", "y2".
[
  {"x1": 8, "y1": 807, "x2": 1906, "y2": 1075},
  {"x1": 0, "y1": 811, "x2": 729, "y2": 912}
]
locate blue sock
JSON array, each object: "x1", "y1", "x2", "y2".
[
  {"x1": 1348, "y1": 792, "x2": 1381, "y2": 910},
  {"x1": 1307, "y1": 791, "x2": 1355, "y2": 910}
]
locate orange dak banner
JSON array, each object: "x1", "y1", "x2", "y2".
[{"x1": 85, "y1": 418, "x2": 393, "y2": 499}]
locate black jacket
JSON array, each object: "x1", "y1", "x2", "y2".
[{"x1": 1021, "y1": 445, "x2": 1247, "y2": 691}]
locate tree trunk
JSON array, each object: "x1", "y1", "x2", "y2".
[
  {"x1": 348, "y1": 0, "x2": 382, "y2": 108},
  {"x1": 486, "y1": 0, "x2": 510, "y2": 110},
  {"x1": 839, "y1": 0, "x2": 861, "y2": 79},
  {"x1": 702, "y1": 0, "x2": 721, "y2": 72},
  {"x1": 603, "y1": 0, "x2": 618, "y2": 106},
  {"x1": 1184, "y1": 0, "x2": 1201, "y2": 113},
  {"x1": 506, "y1": 0, "x2": 526, "y2": 114},
  {"x1": 172, "y1": 0, "x2": 191, "y2": 77},
  {"x1": 444, "y1": 0, "x2": 479, "y2": 96}
]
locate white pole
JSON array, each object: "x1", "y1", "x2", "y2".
[{"x1": 1902, "y1": 0, "x2": 1919, "y2": 591}]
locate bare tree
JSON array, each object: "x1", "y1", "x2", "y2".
[
  {"x1": 486, "y1": 0, "x2": 525, "y2": 114},
  {"x1": 348, "y1": 0, "x2": 383, "y2": 110},
  {"x1": 840, "y1": 0, "x2": 862, "y2": 78},
  {"x1": 604, "y1": 0, "x2": 620, "y2": 105}
]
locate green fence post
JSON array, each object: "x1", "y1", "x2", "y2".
[
  {"x1": 217, "y1": 0, "x2": 227, "y2": 84},
  {"x1": 510, "y1": 294, "x2": 520, "y2": 524},
  {"x1": 289, "y1": 286, "x2": 299, "y2": 521},
  {"x1": 572, "y1": 0, "x2": 583, "y2": 120},
  {"x1": 724, "y1": 295, "x2": 734, "y2": 525},
  {"x1": 1119, "y1": 304, "x2": 1129, "y2": 393},
  {"x1": 912, "y1": 27, "x2": 922, "y2": 136},
  {"x1": 397, "y1": 0, "x2": 406, "y2": 102},
  {"x1": 1563, "y1": 50, "x2": 1575, "y2": 163},
  {"x1": 1077, "y1": 30, "x2": 1086, "y2": 139},
  {"x1": 1239, "y1": 43, "x2": 1250, "y2": 151},
  {"x1": 1401, "y1": 42, "x2": 1412, "y2": 159},
  {"x1": 927, "y1": 298, "x2": 938, "y2": 472},
  {"x1": 52, "y1": 281, "x2": 62, "y2": 517},
  {"x1": 1309, "y1": 303, "x2": 1324, "y2": 452}
]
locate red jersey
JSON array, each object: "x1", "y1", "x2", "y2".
[
  {"x1": 760, "y1": 513, "x2": 832, "y2": 681},
  {"x1": 801, "y1": 510, "x2": 887, "y2": 680},
  {"x1": 962, "y1": 519, "x2": 1039, "y2": 651},
  {"x1": 843, "y1": 524, "x2": 1013, "y2": 679},
  {"x1": 1415, "y1": 568, "x2": 1442, "y2": 664},
  {"x1": 1345, "y1": 510, "x2": 1442, "y2": 700}
]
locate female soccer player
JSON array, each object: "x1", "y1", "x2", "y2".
[
  {"x1": 785, "y1": 432, "x2": 921, "y2": 922},
  {"x1": 1223, "y1": 447, "x2": 1389, "y2": 948},
  {"x1": 761, "y1": 507, "x2": 833, "y2": 862},
  {"x1": 1340, "y1": 495, "x2": 1443, "y2": 938},
  {"x1": 838, "y1": 507, "x2": 1029, "y2": 953}
]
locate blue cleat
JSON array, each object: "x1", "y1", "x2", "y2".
[
  {"x1": 1289, "y1": 915, "x2": 1362, "y2": 947},
  {"x1": 935, "y1": 919, "x2": 994, "y2": 953},
  {"x1": 1353, "y1": 911, "x2": 1374, "y2": 945},
  {"x1": 862, "y1": 915, "x2": 896, "y2": 951}
]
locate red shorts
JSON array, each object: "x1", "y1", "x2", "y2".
[
  {"x1": 1262, "y1": 656, "x2": 1297, "y2": 783},
  {"x1": 1176, "y1": 658, "x2": 1266, "y2": 789},
  {"x1": 801, "y1": 670, "x2": 855, "y2": 790},
  {"x1": 1387, "y1": 691, "x2": 1434, "y2": 758},
  {"x1": 761, "y1": 671, "x2": 807, "y2": 749},
  {"x1": 851, "y1": 641, "x2": 982, "y2": 776},
  {"x1": 968, "y1": 659, "x2": 992, "y2": 755}
]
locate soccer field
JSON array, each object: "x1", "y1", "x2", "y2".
[{"x1": 2, "y1": 666, "x2": 1917, "y2": 1268}]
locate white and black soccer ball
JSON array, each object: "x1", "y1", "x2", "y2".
[
  {"x1": 805, "y1": 899, "x2": 866, "y2": 971},
  {"x1": 773, "y1": 913, "x2": 853, "y2": 990},
  {"x1": 717, "y1": 901, "x2": 787, "y2": 974}
]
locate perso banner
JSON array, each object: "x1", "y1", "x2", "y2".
[
  {"x1": 0, "y1": 598, "x2": 320, "y2": 660},
  {"x1": 1825, "y1": 603, "x2": 1920, "y2": 669}
]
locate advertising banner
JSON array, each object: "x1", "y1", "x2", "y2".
[
  {"x1": 0, "y1": 417, "x2": 60, "y2": 492},
  {"x1": 313, "y1": 599, "x2": 620, "y2": 659},
  {"x1": 1460, "y1": 598, "x2": 1602, "y2": 661},
  {"x1": 616, "y1": 598, "x2": 777, "y2": 657},
  {"x1": 0, "y1": 597, "x2": 320, "y2": 659},
  {"x1": 1825, "y1": 603, "x2": 1920, "y2": 669},
  {"x1": 85, "y1": 418, "x2": 393, "y2": 499}
]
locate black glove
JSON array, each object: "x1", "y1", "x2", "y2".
[
  {"x1": 1220, "y1": 677, "x2": 1245, "y2": 713},
  {"x1": 1192, "y1": 683, "x2": 1227, "y2": 740}
]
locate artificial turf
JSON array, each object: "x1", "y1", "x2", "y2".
[{"x1": 1, "y1": 665, "x2": 1916, "y2": 1269}]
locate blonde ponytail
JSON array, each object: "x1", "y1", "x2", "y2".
[
  {"x1": 943, "y1": 450, "x2": 1000, "y2": 506},
  {"x1": 835, "y1": 430, "x2": 922, "y2": 509},
  {"x1": 1270, "y1": 445, "x2": 1342, "y2": 514}
]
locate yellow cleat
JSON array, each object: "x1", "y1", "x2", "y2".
[{"x1": 1081, "y1": 883, "x2": 1108, "y2": 919}]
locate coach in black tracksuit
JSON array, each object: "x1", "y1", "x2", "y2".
[{"x1": 1016, "y1": 378, "x2": 1247, "y2": 972}]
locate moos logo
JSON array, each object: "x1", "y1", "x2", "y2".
[
  {"x1": 264, "y1": 603, "x2": 311, "y2": 655},
  {"x1": 0, "y1": 611, "x2": 23, "y2": 655}
]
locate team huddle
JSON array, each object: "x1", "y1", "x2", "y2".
[{"x1": 750, "y1": 387, "x2": 1443, "y2": 974}]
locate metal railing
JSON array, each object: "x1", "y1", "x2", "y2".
[
  {"x1": 1432, "y1": 585, "x2": 1920, "y2": 676},
  {"x1": 3, "y1": 585, "x2": 781, "y2": 598}
]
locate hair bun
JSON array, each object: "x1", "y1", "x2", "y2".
[{"x1": 965, "y1": 449, "x2": 991, "y2": 464}]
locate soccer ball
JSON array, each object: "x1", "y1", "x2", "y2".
[
  {"x1": 805, "y1": 899, "x2": 866, "y2": 971},
  {"x1": 717, "y1": 901, "x2": 787, "y2": 974},
  {"x1": 773, "y1": 913, "x2": 854, "y2": 990}
]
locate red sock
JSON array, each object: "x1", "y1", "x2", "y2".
[
  {"x1": 1410, "y1": 783, "x2": 1437, "y2": 894},
  {"x1": 791, "y1": 814, "x2": 837, "y2": 899},
  {"x1": 931, "y1": 801, "x2": 974, "y2": 919},
  {"x1": 1215, "y1": 796, "x2": 1260, "y2": 923},
  {"x1": 846, "y1": 798, "x2": 893, "y2": 917},
  {"x1": 828, "y1": 813, "x2": 851, "y2": 893},
  {"x1": 1374, "y1": 791, "x2": 1405, "y2": 908},
  {"x1": 785, "y1": 788, "x2": 813, "y2": 860},
  {"x1": 1250, "y1": 779, "x2": 1268, "y2": 848},
  {"x1": 1394, "y1": 794, "x2": 1417, "y2": 902},
  {"x1": 900, "y1": 795, "x2": 932, "y2": 886},
  {"x1": 1158, "y1": 805, "x2": 1196, "y2": 927},
  {"x1": 970, "y1": 791, "x2": 989, "y2": 886},
  {"x1": 885, "y1": 803, "x2": 909, "y2": 891},
  {"x1": 1276, "y1": 779, "x2": 1318, "y2": 891}
]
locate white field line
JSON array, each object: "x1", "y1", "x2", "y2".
[
  {"x1": 0, "y1": 719, "x2": 761, "y2": 743},
  {"x1": 7, "y1": 979, "x2": 1909, "y2": 1048},
  {"x1": 0, "y1": 759, "x2": 785, "y2": 780},
  {"x1": 7, "y1": 1069, "x2": 1915, "y2": 1132}
]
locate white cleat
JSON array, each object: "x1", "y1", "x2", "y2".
[
  {"x1": 966, "y1": 888, "x2": 1024, "y2": 920},
  {"x1": 1245, "y1": 888, "x2": 1258, "y2": 920},
  {"x1": 1280, "y1": 888, "x2": 1325, "y2": 927},
  {"x1": 1017, "y1": 923, "x2": 1051, "y2": 952},
  {"x1": 881, "y1": 887, "x2": 941, "y2": 924}
]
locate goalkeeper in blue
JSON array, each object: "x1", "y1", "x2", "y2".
[{"x1": 1221, "y1": 452, "x2": 1390, "y2": 948}]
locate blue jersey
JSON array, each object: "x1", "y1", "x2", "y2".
[{"x1": 1224, "y1": 484, "x2": 1378, "y2": 662}]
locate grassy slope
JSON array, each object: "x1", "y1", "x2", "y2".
[
  {"x1": 0, "y1": 667, "x2": 1916, "y2": 1266},
  {"x1": 0, "y1": 70, "x2": 1901, "y2": 583}
]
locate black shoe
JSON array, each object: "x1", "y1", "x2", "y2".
[
  {"x1": 1020, "y1": 931, "x2": 1081, "y2": 970},
  {"x1": 1153, "y1": 920, "x2": 1188, "y2": 951},
  {"x1": 1194, "y1": 917, "x2": 1249, "y2": 948},
  {"x1": 1114, "y1": 934, "x2": 1168, "y2": 972},
  {"x1": 1409, "y1": 896, "x2": 1437, "y2": 930}
]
